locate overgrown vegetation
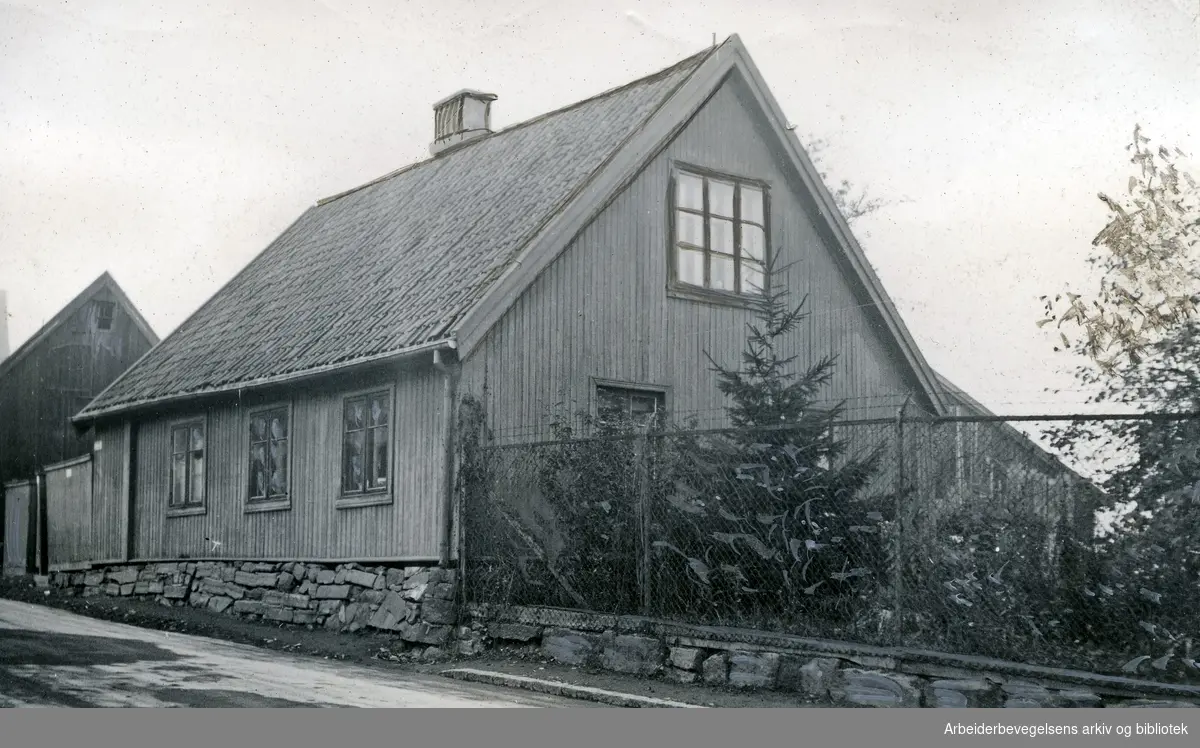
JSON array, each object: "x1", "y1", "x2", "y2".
[
  {"x1": 458, "y1": 126, "x2": 1200, "y2": 680},
  {"x1": 908, "y1": 505, "x2": 1063, "y2": 660},
  {"x1": 647, "y1": 254, "x2": 893, "y2": 631},
  {"x1": 1032, "y1": 126, "x2": 1200, "y2": 679}
]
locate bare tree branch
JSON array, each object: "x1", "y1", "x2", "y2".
[{"x1": 802, "y1": 135, "x2": 909, "y2": 227}]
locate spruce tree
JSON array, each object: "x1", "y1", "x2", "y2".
[
  {"x1": 654, "y1": 254, "x2": 888, "y2": 629},
  {"x1": 706, "y1": 258, "x2": 839, "y2": 441}
]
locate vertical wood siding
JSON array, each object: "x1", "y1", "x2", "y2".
[
  {"x1": 0, "y1": 286, "x2": 155, "y2": 487},
  {"x1": 461, "y1": 74, "x2": 927, "y2": 442},
  {"x1": 131, "y1": 364, "x2": 445, "y2": 561},
  {"x1": 3, "y1": 480, "x2": 34, "y2": 574},
  {"x1": 90, "y1": 420, "x2": 129, "y2": 562},
  {"x1": 45, "y1": 457, "x2": 92, "y2": 566}
]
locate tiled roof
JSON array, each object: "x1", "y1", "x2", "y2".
[{"x1": 79, "y1": 49, "x2": 711, "y2": 419}]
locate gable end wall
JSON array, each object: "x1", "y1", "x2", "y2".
[{"x1": 460, "y1": 73, "x2": 929, "y2": 441}]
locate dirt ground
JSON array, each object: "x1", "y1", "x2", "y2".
[{"x1": 0, "y1": 576, "x2": 825, "y2": 707}]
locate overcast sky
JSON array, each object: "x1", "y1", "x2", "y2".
[{"x1": 2, "y1": 0, "x2": 1198, "y2": 416}]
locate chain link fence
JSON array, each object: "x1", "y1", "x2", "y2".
[{"x1": 462, "y1": 412, "x2": 1200, "y2": 678}]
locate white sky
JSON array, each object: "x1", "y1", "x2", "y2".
[{"x1": 2, "y1": 0, "x2": 1198, "y2": 416}]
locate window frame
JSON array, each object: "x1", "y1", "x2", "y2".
[
  {"x1": 94, "y1": 300, "x2": 116, "y2": 331},
  {"x1": 667, "y1": 162, "x2": 771, "y2": 307},
  {"x1": 591, "y1": 378, "x2": 670, "y2": 432},
  {"x1": 244, "y1": 401, "x2": 294, "y2": 514},
  {"x1": 336, "y1": 384, "x2": 396, "y2": 510},
  {"x1": 166, "y1": 415, "x2": 208, "y2": 518}
]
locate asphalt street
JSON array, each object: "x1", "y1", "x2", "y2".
[{"x1": 0, "y1": 599, "x2": 593, "y2": 707}]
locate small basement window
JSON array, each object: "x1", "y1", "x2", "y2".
[
  {"x1": 595, "y1": 384, "x2": 666, "y2": 430},
  {"x1": 94, "y1": 300, "x2": 115, "y2": 330}
]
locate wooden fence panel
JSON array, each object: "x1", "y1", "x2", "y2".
[
  {"x1": 44, "y1": 456, "x2": 93, "y2": 568},
  {"x1": 3, "y1": 479, "x2": 34, "y2": 575}
]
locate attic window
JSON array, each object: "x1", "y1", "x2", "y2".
[
  {"x1": 94, "y1": 301, "x2": 115, "y2": 330},
  {"x1": 671, "y1": 167, "x2": 768, "y2": 297}
]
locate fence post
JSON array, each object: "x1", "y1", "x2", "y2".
[
  {"x1": 893, "y1": 396, "x2": 912, "y2": 637},
  {"x1": 457, "y1": 428, "x2": 470, "y2": 613},
  {"x1": 635, "y1": 428, "x2": 652, "y2": 617},
  {"x1": 954, "y1": 405, "x2": 964, "y2": 502},
  {"x1": 35, "y1": 471, "x2": 49, "y2": 577}
]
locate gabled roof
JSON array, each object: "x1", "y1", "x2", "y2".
[
  {"x1": 78, "y1": 34, "x2": 951, "y2": 422},
  {"x1": 447, "y1": 35, "x2": 950, "y2": 416},
  {"x1": 0, "y1": 272, "x2": 159, "y2": 382},
  {"x1": 76, "y1": 48, "x2": 713, "y2": 421}
]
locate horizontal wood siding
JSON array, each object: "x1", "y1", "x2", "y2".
[
  {"x1": 90, "y1": 421, "x2": 129, "y2": 562},
  {"x1": 131, "y1": 365, "x2": 445, "y2": 561},
  {"x1": 45, "y1": 457, "x2": 92, "y2": 566},
  {"x1": 461, "y1": 74, "x2": 926, "y2": 442}
]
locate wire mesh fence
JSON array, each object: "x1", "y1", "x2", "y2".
[{"x1": 461, "y1": 412, "x2": 1200, "y2": 679}]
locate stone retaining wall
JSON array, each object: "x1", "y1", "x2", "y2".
[
  {"x1": 49, "y1": 561, "x2": 457, "y2": 652},
  {"x1": 43, "y1": 566, "x2": 1200, "y2": 709},
  {"x1": 457, "y1": 612, "x2": 1200, "y2": 709}
]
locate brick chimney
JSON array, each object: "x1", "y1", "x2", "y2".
[
  {"x1": 0, "y1": 289, "x2": 9, "y2": 361},
  {"x1": 430, "y1": 90, "x2": 497, "y2": 157}
]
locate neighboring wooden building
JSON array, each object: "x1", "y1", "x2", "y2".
[
  {"x1": 932, "y1": 373, "x2": 1102, "y2": 540},
  {"x1": 70, "y1": 36, "x2": 1076, "y2": 568},
  {"x1": 0, "y1": 273, "x2": 158, "y2": 573}
]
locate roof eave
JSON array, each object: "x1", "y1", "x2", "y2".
[
  {"x1": 104, "y1": 272, "x2": 160, "y2": 347},
  {"x1": 74, "y1": 209, "x2": 320, "y2": 424},
  {"x1": 722, "y1": 40, "x2": 950, "y2": 416},
  {"x1": 73, "y1": 337, "x2": 458, "y2": 426},
  {"x1": 934, "y1": 372, "x2": 1100, "y2": 490}
]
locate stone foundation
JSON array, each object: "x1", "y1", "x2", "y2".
[
  {"x1": 50, "y1": 561, "x2": 458, "y2": 649},
  {"x1": 456, "y1": 607, "x2": 1200, "y2": 709}
]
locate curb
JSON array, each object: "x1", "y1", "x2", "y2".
[{"x1": 440, "y1": 668, "x2": 706, "y2": 708}]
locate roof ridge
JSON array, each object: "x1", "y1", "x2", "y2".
[
  {"x1": 0, "y1": 272, "x2": 127, "y2": 380},
  {"x1": 316, "y1": 45, "x2": 717, "y2": 208},
  {"x1": 73, "y1": 36, "x2": 738, "y2": 420}
]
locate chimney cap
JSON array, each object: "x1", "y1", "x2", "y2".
[{"x1": 432, "y1": 89, "x2": 498, "y2": 110}]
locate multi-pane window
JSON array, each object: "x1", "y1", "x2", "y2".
[
  {"x1": 94, "y1": 300, "x2": 115, "y2": 330},
  {"x1": 248, "y1": 407, "x2": 289, "y2": 503},
  {"x1": 342, "y1": 391, "x2": 390, "y2": 495},
  {"x1": 169, "y1": 421, "x2": 206, "y2": 508},
  {"x1": 673, "y1": 169, "x2": 767, "y2": 295},
  {"x1": 596, "y1": 385, "x2": 666, "y2": 429}
]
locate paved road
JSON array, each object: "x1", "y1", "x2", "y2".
[{"x1": 0, "y1": 599, "x2": 592, "y2": 707}]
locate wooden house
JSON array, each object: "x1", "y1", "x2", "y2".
[
  {"x1": 932, "y1": 373, "x2": 1102, "y2": 540},
  {"x1": 69, "y1": 36, "x2": 1077, "y2": 570},
  {"x1": 1, "y1": 273, "x2": 158, "y2": 574}
]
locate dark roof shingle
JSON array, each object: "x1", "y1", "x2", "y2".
[{"x1": 80, "y1": 49, "x2": 710, "y2": 419}]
